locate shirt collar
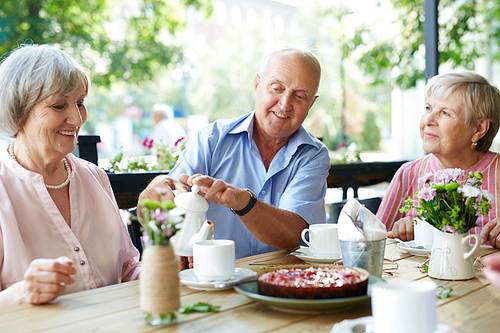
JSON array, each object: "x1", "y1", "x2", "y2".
[{"x1": 228, "y1": 111, "x2": 319, "y2": 151}]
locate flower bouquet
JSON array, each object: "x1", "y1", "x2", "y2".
[
  {"x1": 138, "y1": 189, "x2": 184, "y2": 326},
  {"x1": 143, "y1": 136, "x2": 186, "y2": 171},
  {"x1": 400, "y1": 168, "x2": 493, "y2": 234}
]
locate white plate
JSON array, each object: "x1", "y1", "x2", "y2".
[
  {"x1": 179, "y1": 267, "x2": 257, "y2": 291},
  {"x1": 330, "y1": 316, "x2": 456, "y2": 333},
  {"x1": 293, "y1": 246, "x2": 342, "y2": 264},
  {"x1": 395, "y1": 240, "x2": 432, "y2": 257}
]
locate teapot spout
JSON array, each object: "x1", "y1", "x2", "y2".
[{"x1": 189, "y1": 220, "x2": 214, "y2": 248}]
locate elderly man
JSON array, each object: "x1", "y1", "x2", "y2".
[{"x1": 140, "y1": 47, "x2": 330, "y2": 259}]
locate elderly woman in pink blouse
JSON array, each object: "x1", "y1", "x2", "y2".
[
  {"x1": 0, "y1": 44, "x2": 140, "y2": 308},
  {"x1": 377, "y1": 72, "x2": 500, "y2": 248}
]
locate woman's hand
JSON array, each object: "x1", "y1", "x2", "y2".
[
  {"x1": 483, "y1": 253, "x2": 500, "y2": 289},
  {"x1": 179, "y1": 256, "x2": 194, "y2": 271},
  {"x1": 387, "y1": 216, "x2": 414, "y2": 241},
  {"x1": 480, "y1": 218, "x2": 500, "y2": 249},
  {"x1": 21, "y1": 256, "x2": 76, "y2": 305}
]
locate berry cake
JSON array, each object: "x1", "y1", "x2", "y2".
[{"x1": 257, "y1": 264, "x2": 369, "y2": 299}]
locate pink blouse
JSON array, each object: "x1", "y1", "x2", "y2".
[
  {"x1": 377, "y1": 151, "x2": 500, "y2": 235},
  {"x1": 0, "y1": 148, "x2": 140, "y2": 293}
]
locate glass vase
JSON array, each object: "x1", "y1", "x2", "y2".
[{"x1": 140, "y1": 244, "x2": 180, "y2": 326}]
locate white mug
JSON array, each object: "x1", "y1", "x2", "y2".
[
  {"x1": 301, "y1": 223, "x2": 341, "y2": 257},
  {"x1": 371, "y1": 281, "x2": 437, "y2": 333},
  {"x1": 193, "y1": 239, "x2": 235, "y2": 282},
  {"x1": 414, "y1": 219, "x2": 435, "y2": 247}
]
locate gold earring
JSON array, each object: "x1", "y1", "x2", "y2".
[{"x1": 472, "y1": 142, "x2": 478, "y2": 149}]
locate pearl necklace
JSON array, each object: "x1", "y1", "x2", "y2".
[{"x1": 9, "y1": 140, "x2": 72, "y2": 190}]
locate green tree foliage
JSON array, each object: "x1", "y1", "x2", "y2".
[
  {"x1": 360, "y1": 110, "x2": 381, "y2": 150},
  {"x1": 0, "y1": 0, "x2": 213, "y2": 87},
  {"x1": 359, "y1": 0, "x2": 488, "y2": 89}
]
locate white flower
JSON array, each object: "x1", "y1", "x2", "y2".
[
  {"x1": 462, "y1": 185, "x2": 482, "y2": 198},
  {"x1": 482, "y1": 190, "x2": 494, "y2": 201},
  {"x1": 148, "y1": 220, "x2": 161, "y2": 235}
]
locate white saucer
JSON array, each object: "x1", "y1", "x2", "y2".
[
  {"x1": 179, "y1": 267, "x2": 257, "y2": 291},
  {"x1": 293, "y1": 246, "x2": 342, "y2": 264},
  {"x1": 330, "y1": 316, "x2": 456, "y2": 333},
  {"x1": 395, "y1": 240, "x2": 432, "y2": 257}
]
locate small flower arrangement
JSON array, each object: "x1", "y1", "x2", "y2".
[
  {"x1": 400, "y1": 168, "x2": 493, "y2": 234},
  {"x1": 143, "y1": 136, "x2": 186, "y2": 171},
  {"x1": 139, "y1": 188, "x2": 184, "y2": 246}
]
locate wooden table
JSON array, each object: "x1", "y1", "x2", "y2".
[{"x1": 1, "y1": 239, "x2": 499, "y2": 333}]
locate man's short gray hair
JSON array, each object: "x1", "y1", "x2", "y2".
[{"x1": 0, "y1": 44, "x2": 90, "y2": 138}]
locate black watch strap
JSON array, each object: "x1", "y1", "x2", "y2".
[{"x1": 231, "y1": 188, "x2": 257, "y2": 216}]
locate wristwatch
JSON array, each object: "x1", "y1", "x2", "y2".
[{"x1": 230, "y1": 188, "x2": 257, "y2": 216}]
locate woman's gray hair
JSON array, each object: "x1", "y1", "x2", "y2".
[
  {"x1": 0, "y1": 44, "x2": 90, "y2": 138},
  {"x1": 425, "y1": 71, "x2": 500, "y2": 153}
]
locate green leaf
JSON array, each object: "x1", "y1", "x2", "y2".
[
  {"x1": 436, "y1": 285, "x2": 452, "y2": 299},
  {"x1": 179, "y1": 302, "x2": 221, "y2": 314}
]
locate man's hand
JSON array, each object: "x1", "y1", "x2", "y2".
[
  {"x1": 481, "y1": 218, "x2": 500, "y2": 249},
  {"x1": 179, "y1": 174, "x2": 251, "y2": 211},
  {"x1": 137, "y1": 175, "x2": 188, "y2": 219},
  {"x1": 387, "y1": 216, "x2": 415, "y2": 241},
  {"x1": 21, "y1": 256, "x2": 77, "y2": 305}
]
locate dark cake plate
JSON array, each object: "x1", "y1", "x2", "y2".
[{"x1": 234, "y1": 275, "x2": 385, "y2": 313}]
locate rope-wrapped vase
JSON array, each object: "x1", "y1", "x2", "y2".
[{"x1": 140, "y1": 245, "x2": 180, "y2": 326}]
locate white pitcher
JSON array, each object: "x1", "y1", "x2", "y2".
[
  {"x1": 169, "y1": 185, "x2": 210, "y2": 256},
  {"x1": 428, "y1": 229, "x2": 480, "y2": 280}
]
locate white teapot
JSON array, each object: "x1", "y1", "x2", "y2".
[{"x1": 169, "y1": 185, "x2": 210, "y2": 256}]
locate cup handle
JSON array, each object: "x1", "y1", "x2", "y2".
[
  {"x1": 301, "y1": 229, "x2": 311, "y2": 247},
  {"x1": 462, "y1": 234, "x2": 481, "y2": 260}
]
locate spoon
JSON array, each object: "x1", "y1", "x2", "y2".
[
  {"x1": 395, "y1": 238, "x2": 424, "y2": 249},
  {"x1": 213, "y1": 276, "x2": 257, "y2": 289}
]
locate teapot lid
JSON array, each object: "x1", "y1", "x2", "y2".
[{"x1": 174, "y1": 185, "x2": 209, "y2": 212}]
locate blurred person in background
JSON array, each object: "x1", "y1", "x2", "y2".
[{"x1": 151, "y1": 103, "x2": 186, "y2": 147}]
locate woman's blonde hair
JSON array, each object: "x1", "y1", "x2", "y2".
[
  {"x1": 0, "y1": 44, "x2": 90, "y2": 138},
  {"x1": 425, "y1": 71, "x2": 500, "y2": 153}
]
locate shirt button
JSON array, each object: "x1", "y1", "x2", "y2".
[
  {"x1": 261, "y1": 191, "x2": 265, "y2": 194},
  {"x1": 74, "y1": 247, "x2": 80, "y2": 251},
  {"x1": 80, "y1": 260, "x2": 85, "y2": 265}
]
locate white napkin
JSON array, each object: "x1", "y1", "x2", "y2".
[{"x1": 338, "y1": 199, "x2": 387, "y2": 241}]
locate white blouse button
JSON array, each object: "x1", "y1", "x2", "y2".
[
  {"x1": 80, "y1": 260, "x2": 85, "y2": 265},
  {"x1": 74, "y1": 247, "x2": 80, "y2": 251}
]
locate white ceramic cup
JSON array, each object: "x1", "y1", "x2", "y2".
[
  {"x1": 371, "y1": 281, "x2": 437, "y2": 333},
  {"x1": 300, "y1": 223, "x2": 341, "y2": 257},
  {"x1": 193, "y1": 239, "x2": 235, "y2": 282},
  {"x1": 414, "y1": 219, "x2": 435, "y2": 247}
]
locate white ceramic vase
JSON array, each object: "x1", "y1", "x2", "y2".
[{"x1": 428, "y1": 229, "x2": 480, "y2": 280}]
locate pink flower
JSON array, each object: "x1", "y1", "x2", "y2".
[
  {"x1": 155, "y1": 187, "x2": 169, "y2": 196},
  {"x1": 435, "y1": 168, "x2": 464, "y2": 183},
  {"x1": 335, "y1": 141, "x2": 346, "y2": 150},
  {"x1": 143, "y1": 137, "x2": 153, "y2": 149},
  {"x1": 418, "y1": 172, "x2": 434, "y2": 185},
  {"x1": 174, "y1": 137, "x2": 185, "y2": 147},
  {"x1": 151, "y1": 208, "x2": 168, "y2": 223},
  {"x1": 418, "y1": 186, "x2": 436, "y2": 201},
  {"x1": 442, "y1": 225, "x2": 458, "y2": 235}
]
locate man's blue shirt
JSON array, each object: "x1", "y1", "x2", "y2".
[{"x1": 169, "y1": 112, "x2": 330, "y2": 258}]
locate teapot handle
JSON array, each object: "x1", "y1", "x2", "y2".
[{"x1": 462, "y1": 234, "x2": 480, "y2": 260}]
